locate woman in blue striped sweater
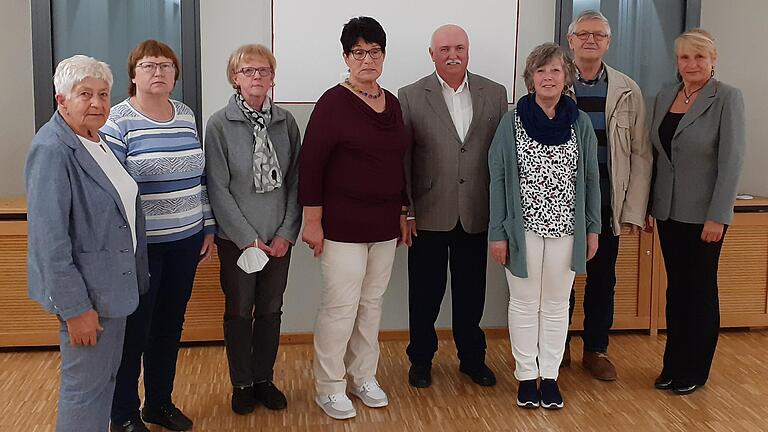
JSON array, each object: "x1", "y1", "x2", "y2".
[{"x1": 101, "y1": 40, "x2": 215, "y2": 432}]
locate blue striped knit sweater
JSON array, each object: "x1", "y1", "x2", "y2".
[{"x1": 102, "y1": 99, "x2": 216, "y2": 243}]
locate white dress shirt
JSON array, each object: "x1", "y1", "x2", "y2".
[
  {"x1": 436, "y1": 72, "x2": 473, "y2": 142},
  {"x1": 78, "y1": 135, "x2": 138, "y2": 251}
]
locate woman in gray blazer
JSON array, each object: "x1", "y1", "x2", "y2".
[
  {"x1": 649, "y1": 29, "x2": 745, "y2": 395},
  {"x1": 204, "y1": 44, "x2": 301, "y2": 415},
  {"x1": 25, "y1": 55, "x2": 149, "y2": 432}
]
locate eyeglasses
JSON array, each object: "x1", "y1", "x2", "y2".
[
  {"x1": 136, "y1": 62, "x2": 176, "y2": 73},
  {"x1": 349, "y1": 48, "x2": 383, "y2": 61},
  {"x1": 573, "y1": 31, "x2": 609, "y2": 42},
  {"x1": 236, "y1": 67, "x2": 273, "y2": 78}
]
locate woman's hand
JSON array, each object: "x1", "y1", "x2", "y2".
[
  {"x1": 398, "y1": 215, "x2": 412, "y2": 247},
  {"x1": 269, "y1": 236, "x2": 291, "y2": 257},
  {"x1": 199, "y1": 233, "x2": 215, "y2": 262},
  {"x1": 302, "y1": 221, "x2": 324, "y2": 257},
  {"x1": 586, "y1": 232, "x2": 599, "y2": 261},
  {"x1": 66, "y1": 309, "x2": 103, "y2": 346},
  {"x1": 701, "y1": 220, "x2": 725, "y2": 243},
  {"x1": 489, "y1": 240, "x2": 508, "y2": 265}
]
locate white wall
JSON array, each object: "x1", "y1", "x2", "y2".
[
  {"x1": 0, "y1": 0, "x2": 35, "y2": 197},
  {"x1": 200, "y1": 0, "x2": 556, "y2": 332},
  {"x1": 701, "y1": 0, "x2": 768, "y2": 197}
]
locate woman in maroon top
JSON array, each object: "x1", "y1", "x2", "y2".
[{"x1": 298, "y1": 16, "x2": 409, "y2": 420}]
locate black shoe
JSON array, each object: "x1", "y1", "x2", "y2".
[
  {"x1": 516, "y1": 379, "x2": 540, "y2": 409},
  {"x1": 672, "y1": 382, "x2": 702, "y2": 395},
  {"x1": 254, "y1": 381, "x2": 288, "y2": 410},
  {"x1": 141, "y1": 404, "x2": 193, "y2": 431},
  {"x1": 408, "y1": 364, "x2": 432, "y2": 388},
  {"x1": 110, "y1": 418, "x2": 150, "y2": 432},
  {"x1": 232, "y1": 385, "x2": 257, "y2": 415},
  {"x1": 540, "y1": 379, "x2": 564, "y2": 409},
  {"x1": 459, "y1": 363, "x2": 497, "y2": 387},
  {"x1": 654, "y1": 374, "x2": 674, "y2": 390}
]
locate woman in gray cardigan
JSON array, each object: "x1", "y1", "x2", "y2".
[
  {"x1": 649, "y1": 29, "x2": 745, "y2": 396},
  {"x1": 488, "y1": 44, "x2": 601, "y2": 410},
  {"x1": 204, "y1": 44, "x2": 301, "y2": 415}
]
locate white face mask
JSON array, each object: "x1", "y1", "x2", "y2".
[{"x1": 236, "y1": 246, "x2": 270, "y2": 274}]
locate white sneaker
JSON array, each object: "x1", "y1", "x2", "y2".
[
  {"x1": 315, "y1": 393, "x2": 357, "y2": 419},
  {"x1": 350, "y1": 380, "x2": 389, "y2": 408}
]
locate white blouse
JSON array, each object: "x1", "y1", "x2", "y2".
[{"x1": 78, "y1": 135, "x2": 138, "y2": 251}]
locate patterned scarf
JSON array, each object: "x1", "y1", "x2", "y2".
[{"x1": 235, "y1": 92, "x2": 282, "y2": 192}]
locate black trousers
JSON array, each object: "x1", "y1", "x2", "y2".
[
  {"x1": 568, "y1": 210, "x2": 620, "y2": 353},
  {"x1": 406, "y1": 222, "x2": 488, "y2": 368},
  {"x1": 216, "y1": 237, "x2": 290, "y2": 387},
  {"x1": 656, "y1": 218, "x2": 726, "y2": 386},
  {"x1": 112, "y1": 230, "x2": 203, "y2": 424}
]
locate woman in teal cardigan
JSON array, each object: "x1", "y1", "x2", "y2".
[{"x1": 488, "y1": 43, "x2": 601, "y2": 410}]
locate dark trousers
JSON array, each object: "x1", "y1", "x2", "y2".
[
  {"x1": 657, "y1": 218, "x2": 726, "y2": 386},
  {"x1": 111, "y1": 231, "x2": 202, "y2": 424},
  {"x1": 216, "y1": 237, "x2": 290, "y2": 387},
  {"x1": 568, "y1": 210, "x2": 619, "y2": 353},
  {"x1": 406, "y1": 222, "x2": 488, "y2": 368}
]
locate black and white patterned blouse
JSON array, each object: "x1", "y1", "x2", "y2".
[{"x1": 515, "y1": 112, "x2": 578, "y2": 238}]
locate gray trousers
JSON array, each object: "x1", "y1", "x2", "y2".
[
  {"x1": 57, "y1": 315, "x2": 126, "y2": 432},
  {"x1": 216, "y1": 237, "x2": 290, "y2": 387}
]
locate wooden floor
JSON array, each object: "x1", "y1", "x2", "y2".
[{"x1": 2, "y1": 331, "x2": 768, "y2": 431}]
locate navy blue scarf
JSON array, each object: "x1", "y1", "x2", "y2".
[{"x1": 516, "y1": 93, "x2": 579, "y2": 146}]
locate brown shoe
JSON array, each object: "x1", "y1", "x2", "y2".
[
  {"x1": 560, "y1": 340, "x2": 571, "y2": 368},
  {"x1": 582, "y1": 351, "x2": 617, "y2": 381}
]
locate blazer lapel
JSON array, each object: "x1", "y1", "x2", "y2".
[
  {"x1": 674, "y1": 79, "x2": 718, "y2": 138},
  {"x1": 651, "y1": 86, "x2": 678, "y2": 163},
  {"x1": 464, "y1": 72, "x2": 486, "y2": 144},
  {"x1": 54, "y1": 113, "x2": 130, "y2": 222},
  {"x1": 424, "y1": 73, "x2": 462, "y2": 144}
]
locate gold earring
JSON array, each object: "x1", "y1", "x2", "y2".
[{"x1": 710, "y1": 66, "x2": 715, "y2": 78}]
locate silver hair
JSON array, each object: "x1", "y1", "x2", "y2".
[
  {"x1": 53, "y1": 54, "x2": 113, "y2": 98},
  {"x1": 567, "y1": 9, "x2": 611, "y2": 36}
]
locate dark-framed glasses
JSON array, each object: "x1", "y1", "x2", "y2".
[
  {"x1": 236, "y1": 67, "x2": 273, "y2": 78},
  {"x1": 137, "y1": 62, "x2": 176, "y2": 73},
  {"x1": 349, "y1": 48, "x2": 383, "y2": 61},
  {"x1": 573, "y1": 31, "x2": 609, "y2": 42}
]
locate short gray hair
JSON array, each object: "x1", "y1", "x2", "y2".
[
  {"x1": 523, "y1": 43, "x2": 575, "y2": 93},
  {"x1": 53, "y1": 55, "x2": 113, "y2": 98},
  {"x1": 567, "y1": 9, "x2": 611, "y2": 36}
]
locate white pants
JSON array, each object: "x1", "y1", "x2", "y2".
[
  {"x1": 313, "y1": 239, "x2": 397, "y2": 395},
  {"x1": 505, "y1": 232, "x2": 575, "y2": 381}
]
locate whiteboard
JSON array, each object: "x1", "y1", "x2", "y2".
[{"x1": 272, "y1": 0, "x2": 519, "y2": 103}]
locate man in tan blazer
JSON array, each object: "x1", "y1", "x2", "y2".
[
  {"x1": 398, "y1": 24, "x2": 508, "y2": 388},
  {"x1": 563, "y1": 10, "x2": 652, "y2": 380}
]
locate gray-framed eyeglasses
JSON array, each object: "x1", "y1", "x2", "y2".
[
  {"x1": 137, "y1": 62, "x2": 176, "y2": 73},
  {"x1": 573, "y1": 31, "x2": 609, "y2": 42},
  {"x1": 236, "y1": 67, "x2": 273, "y2": 78},
  {"x1": 349, "y1": 48, "x2": 383, "y2": 61}
]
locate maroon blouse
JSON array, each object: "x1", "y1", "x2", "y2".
[{"x1": 299, "y1": 84, "x2": 409, "y2": 243}]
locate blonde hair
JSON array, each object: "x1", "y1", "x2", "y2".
[
  {"x1": 226, "y1": 44, "x2": 277, "y2": 88},
  {"x1": 53, "y1": 55, "x2": 113, "y2": 98},
  {"x1": 675, "y1": 28, "x2": 717, "y2": 61}
]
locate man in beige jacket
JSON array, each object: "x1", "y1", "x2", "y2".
[{"x1": 564, "y1": 10, "x2": 652, "y2": 380}]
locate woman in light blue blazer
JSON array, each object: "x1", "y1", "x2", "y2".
[
  {"x1": 25, "y1": 55, "x2": 149, "y2": 432},
  {"x1": 649, "y1": 29, "x2": 745, "y2": 395}
]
